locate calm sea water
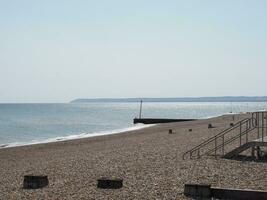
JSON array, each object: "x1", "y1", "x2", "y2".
[{"x1": 0, "y1": 102, "x2": 266, "y2": 147}]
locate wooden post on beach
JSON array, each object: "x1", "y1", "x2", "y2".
[
  {"x1": 139, "y1": 100, "x2": 143, "y2": 119},
  {"x1": 23, "y1": 175, "x2": 49, "y2": 189},
  {"x1": 97, "y1": 178, "x2": 123, "y2": 189}
]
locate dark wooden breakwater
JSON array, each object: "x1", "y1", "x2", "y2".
[
  {"x1": 184, "y1": 184, "x2": 267, "y2": 200},
  {"x1": 134, "y1": 100, "x2": 196, "y2": 124},
  {"x1": 133, "y1": 118, "x2": 196, "y2": 124}
]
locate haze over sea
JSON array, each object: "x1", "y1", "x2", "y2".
[{"x1": 0, "y1": 102, "x2": 266, "y2": 148}]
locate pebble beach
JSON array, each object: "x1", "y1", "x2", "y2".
[{"x1": 0, "y1": 114, "x2": 266, "y2": 199}]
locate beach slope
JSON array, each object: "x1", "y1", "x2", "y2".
[{"x1": 0, "y1": 114, "x2": 266, "y2": 199}]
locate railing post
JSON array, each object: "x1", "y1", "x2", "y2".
[
  {"x1": 239, "y1": 123, "x2": 242, "y2": 146},
  {"x1": 261, "y1": 127, "x2": 264, "y2": 142},
  {"x1": 255, "y1": 112, "x2": 257, "y2": 127},
  {"x1": 246, "y1": 121, "x2": 248, "y2": 143},
  {"x1": 263, "y1": 113, "x2": 267, "y2": 136},
  {"x1": 262, "y1": 112, "x2": 264, "y2": 142},
  {"x1": 222, "y1": 135, "x2": 224, "y2": 155},
  {"x1": 257, "y1": 113, "x2": 260, "y2": 139},
  {"x1": 215, "y1": 136, "x2": 217, "y2": 158}
]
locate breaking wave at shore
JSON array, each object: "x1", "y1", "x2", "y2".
[{"x1": 0, "y1": 124, "x2": 155, "y2": 149}]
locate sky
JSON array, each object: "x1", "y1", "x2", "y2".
[{"x1": 0, "y1": 0, "x2": 267, "y2": 103}]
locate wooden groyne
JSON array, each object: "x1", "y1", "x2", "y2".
[
  {"x1": 133, "y1": 118, "x2": 196, "y2": 124},
  {"x1": 184, "y1": 184, "x2": 267, "y2": 200}
]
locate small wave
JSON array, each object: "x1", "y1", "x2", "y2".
[
  {"x1": 0, "y1": 124, "x2": 155, "y2": 149},
  {"x1": 204, "y1": 112, "x2": 242, "y2": 119}
]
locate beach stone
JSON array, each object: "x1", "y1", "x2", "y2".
[
  {"x1": 23, "y1": 175, "x2": 49, "y2": 189},
  {"x1": 97, "y1": 178, "x2": 123, "y2": 189},
  {"x1": 189, "y1": 129, "x2": 192, "y2": 132}
]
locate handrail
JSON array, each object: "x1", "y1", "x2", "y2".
[
  {"x1": 183, "y1": 118, "x2": 247, "y2": 156},
  {"x1": 204, "y1": 123, "x2": 256, "y2": 156},
  {"x1": 183, "y1": 111, "x2": 267, "y2": 159},
  {"x1": 182, "y1": 118, "x2": 251, "y2": 159}
]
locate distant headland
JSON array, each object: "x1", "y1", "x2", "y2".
[{"x1": 71, "y1": 96, "x2": 267, "y2": 103}]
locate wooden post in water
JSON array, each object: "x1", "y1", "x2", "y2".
[{"x1": 139, "y1": 100, "x2": 143, "y2": 119}]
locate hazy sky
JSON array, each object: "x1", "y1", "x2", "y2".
[{"x1": 0, "y1": 1, "x2": 267, "y2": 103}]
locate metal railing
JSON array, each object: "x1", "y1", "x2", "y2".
[
  {"x1": 252, "y1": 111, "x2": 267, "y2": 142},
  {"x1": 182, "y1": 111, "x2": 267, "y2": 159}
]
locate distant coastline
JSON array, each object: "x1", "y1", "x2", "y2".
[{"x1": 71, "y1": 96, "x2": 267, "y2": 103}]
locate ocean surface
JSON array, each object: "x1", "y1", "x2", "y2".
[{"x1": 0, "y1": 102, "x2": 266, "y2": 148}]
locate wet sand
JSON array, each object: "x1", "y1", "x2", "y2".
[{"x1": 0, "y1": 114, "x2": 266, "y2": 199}]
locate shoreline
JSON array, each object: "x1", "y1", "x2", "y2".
[
  {"x1": 0, "y1": 123, "x2": 156, "y2": 149},
  {"x1": 0, "y1": 113, "x2": 232, "y2": 150},
  {"x1": 0, "y1": 112, "x2": 241, "y2": 150}
]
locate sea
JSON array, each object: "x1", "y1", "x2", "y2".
[{"x1": 0, "y1": 102, "x2": 266, "y2": 148}]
